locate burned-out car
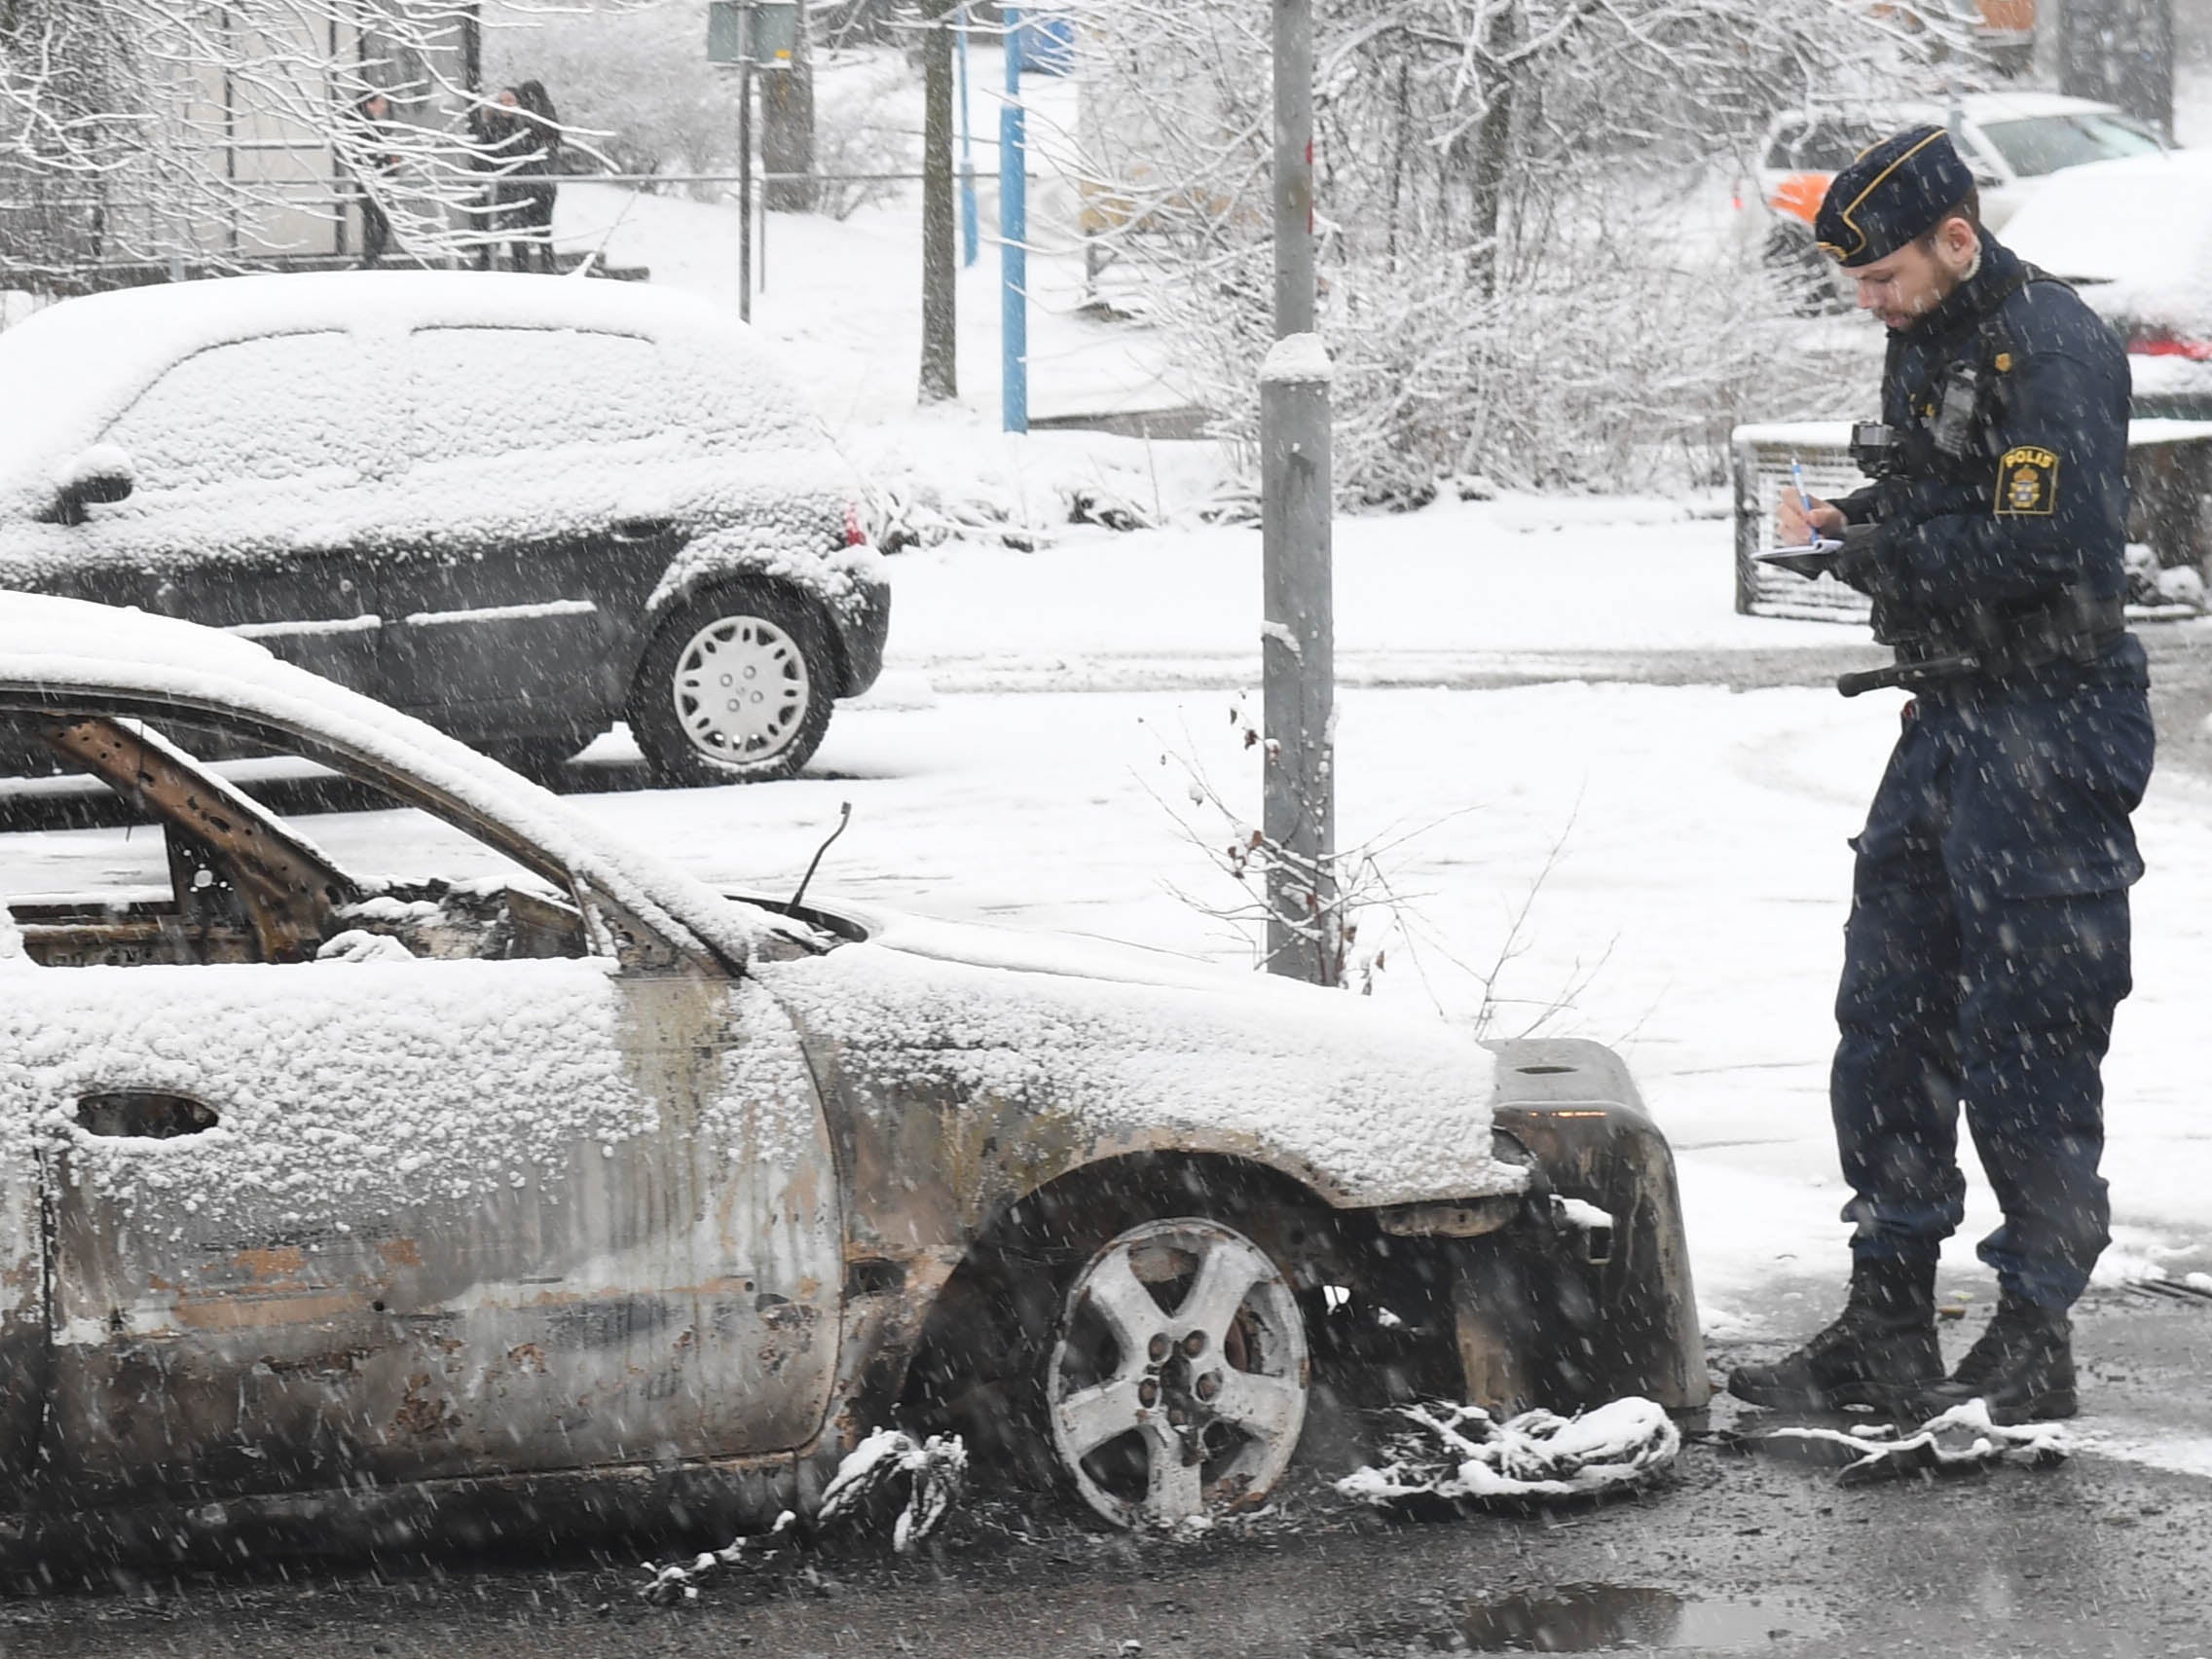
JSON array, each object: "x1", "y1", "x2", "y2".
[
  {"x1": 0, "y1": 272, "x2": 888, "y2": 787},
  {"x1": 0, "y1": 596, "x2": 1704, "y2": 1564}
]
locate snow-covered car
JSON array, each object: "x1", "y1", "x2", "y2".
[
  {"x1": 1999, "y1": 146, "x2": 2212, "y2": 420},
  {"x1": 0, "y1": 273, "x2": 889, "y2": 787},
  {"x1": 1751, "y1": 92, "x2": 2165, "y2": 305},
  {"x1": 0, "y1": 595, "x2": 1703, "y2": 1561}
]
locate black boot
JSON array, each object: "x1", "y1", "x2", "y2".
[
  {"x1": 1727, "y1": 1258, "x2": 1941, "y2": 1416},
  {"x1": 1911, "y1": 1294, "x2": 2077, "y2": 1424}
]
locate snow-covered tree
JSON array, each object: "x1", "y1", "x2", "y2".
[
  {"x1": 1061, "y1": 0, "x2": 1978, "y2": 502},
  {"x1": 0, "y1": 0, "x2": 601, "y2": 277}
]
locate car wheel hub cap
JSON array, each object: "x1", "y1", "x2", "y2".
[
  {"x1": 1047, "y1": 1218, "x2": 1309, "y2": 1530},
  {"x1": 672, "y1": 613, "x2": 808, "y2": 762}
]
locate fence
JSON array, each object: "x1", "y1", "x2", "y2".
[{"x1": 1732, "y1": 418, "x2": 2212, "y2": 620}]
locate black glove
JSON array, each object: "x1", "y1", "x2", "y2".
[{"x1": 1832, "y1": 521, "x2": 1893, "y2": 598}]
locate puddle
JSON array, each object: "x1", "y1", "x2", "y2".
[{"x1": 1314, "y1": 1583, "x2": 1825, "y2": 1654}]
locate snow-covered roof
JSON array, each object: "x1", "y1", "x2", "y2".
[
  {"x1": 0, "y1": 591, "x2": 760, "y2": 963},
  {"x1": 0, "y1": 271, "x2": 803, "y2": 498}
]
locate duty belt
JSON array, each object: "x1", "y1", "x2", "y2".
[{"x1": 1837, "y1": 593, "x2": 2124, "y2": 698}]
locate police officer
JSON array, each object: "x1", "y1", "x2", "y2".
[{"x1": 1728, "y1": 128, "x2": 2154, "y2": 1423}]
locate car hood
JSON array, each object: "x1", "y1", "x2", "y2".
[{"x1": 750, "y1": 899, "x2": 1525, "y2": 1212}]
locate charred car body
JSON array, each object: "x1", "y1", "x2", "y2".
[
  {"x1": 0, "y1": 273, "x2": 888, "y2": 787},
  {"x1": 0, "y1": 596, "x2": 1703, "y2": 1564}
]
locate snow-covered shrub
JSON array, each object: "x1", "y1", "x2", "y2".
[
  {"x1": 810, "y1": 58, "x2": 918, "y2": 221},
  {"x1": 1059, "y1": 0, "x2": 1963, "y2": 503}
]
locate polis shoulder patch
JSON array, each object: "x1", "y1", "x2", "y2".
[{"x1": 1995, "y1": 445, "x2": 2058, "y2": 516}]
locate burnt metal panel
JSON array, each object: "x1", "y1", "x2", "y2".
[
  {"x1": 20, "y1": 962, "x2": 841, "y2": 1509},
  {"x1": 0, "y1": 1112, "x2": 44, "y2": 1492}
]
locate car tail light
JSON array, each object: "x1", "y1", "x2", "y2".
[
  {"x1": 2127, "y1": 327, "x2": 2212, "y2": 362},
  {"x1": 843, "y1": 502, "x2": 866, "y2": 547}
]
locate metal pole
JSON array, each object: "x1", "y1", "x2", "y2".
[
  {"x1": 1272, "y1": 0, "x2": 1314, "y2": 336},
  {"x1": 1001, "y1": 6, "x2": 1027, "y2": 434},
  {"x1": 919, "y1": 7, "x2": 958, "y2": 401},
  {"x1": 738, "y1": 52, "x2": 755, "y2": 321},
  {"x1": 957, "y1": 5, "x2": 978, "y2": 269},
  {"x1": 1261, "y1": 0, "x2": 1333, "y2": 983}
]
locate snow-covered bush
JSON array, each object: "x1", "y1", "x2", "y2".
[
  {"x1": 810, "y1": 59, "x2": 918, "y2": 220},
  {"x1": 1058, "y1": 0, "x2": 1967, "y2": 503}
]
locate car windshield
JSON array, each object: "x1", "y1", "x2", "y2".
[{"x1": 1976, "y1": 113, "x2": 2164, "y2": 178}]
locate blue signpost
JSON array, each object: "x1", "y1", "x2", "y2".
[{"x1": 1001, "y1": 8, "x2": 1028, "y2": 433}]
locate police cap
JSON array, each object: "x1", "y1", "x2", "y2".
[{"x1": 1815, "y1": 126, "x2": 1977, "y2": 268}]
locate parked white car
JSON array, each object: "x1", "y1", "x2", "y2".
[
  {"x1": 1751, "y1": 92, "x2": 2166, "y2": 306},
  {"x1": 0, "y1": 273, "x2": 890, "y2": 786},
  {"x1": 0, "y1": 594, "x2": 1704, "y2": 1561},
  {"x1": 1999, "y1": 146, "x2": 2212, "y2": 417}
]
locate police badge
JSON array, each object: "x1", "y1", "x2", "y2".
[{"x1": 1995, "y1": 445, "x2": 2058, "y2": 516}]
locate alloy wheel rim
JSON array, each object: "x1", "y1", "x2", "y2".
[
  {"x1": 670, "y1": 612, "x2": 809, "y2": 763},
  {"x1": 1047, "y1": 1217, "x2": 1309, "y2": 1530}
]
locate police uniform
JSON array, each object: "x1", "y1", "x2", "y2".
[{"x1": 1729, "y1": 128, "x2": 2154, "y2": 1424}]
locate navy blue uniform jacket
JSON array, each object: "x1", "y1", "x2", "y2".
[{"x1": 1831, "y1": 237, "x2": 2132, "y2": 645}]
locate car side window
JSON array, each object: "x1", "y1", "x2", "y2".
[
  {"x1": 98, "y1": 332, "x2": 379, "y2": 496},
  {"x1": 0, "y1": 710, "x2": 588, "y2": 970},
  {"x1": 400, "y1": 326, "x2": 670, "y2": 461}
]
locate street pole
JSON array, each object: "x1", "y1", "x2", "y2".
[
  {"x1": 1261, "y1": 0, "x2": 1334, "y2": 983},
  {"x1": 957, "y1": 5, "x2": 978, "y2": 268},
  {"x1": 919, "y1": 5, "x2": 958, "y2": 402},
  {"x1": 1001, "y1": 6, "x2": 1027, "y2": 433},
  {"x1": 738, "y1": 51, "x2": 754, "y2": 322}
]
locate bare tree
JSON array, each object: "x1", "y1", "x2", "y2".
[
  {"x1": 1056, "y1": 0, "x2": 1974, "y2": 503},
  {"x1": 1, "y1": 0, "x2": 629, "y2": 282}
]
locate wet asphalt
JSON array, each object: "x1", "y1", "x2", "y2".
[
  {"x1": 5, "y1": 1288, "x2": 2208, "y2": 1659},
  {"x1": 3, "y1": 632, "x2": 2208, "y2": 1657}
]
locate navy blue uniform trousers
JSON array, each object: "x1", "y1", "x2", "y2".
[{"x1": 1832, "y1": 658, "x2": 2153, "y2": 1309}]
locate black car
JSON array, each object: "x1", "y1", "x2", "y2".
[{"x1": 0, "y1": 272, "x2": 890, "y2": 783}]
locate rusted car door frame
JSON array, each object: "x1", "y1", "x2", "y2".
[{"x1": 0, "y1": 697, "x2": 846, "y2": 1514}]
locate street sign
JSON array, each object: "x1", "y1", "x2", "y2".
[{"x1": 706, "y1": 0, "x2": 800, "y2": 66}]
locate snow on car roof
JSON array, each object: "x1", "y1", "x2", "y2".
[
  {"x1": 0, "y1": 590, "x2": 762, "y2": 963},
  {"x1": 0, "y1": 271, "x2": 794, "y2": 491},
  {"x1": 2000, "y1": 147, "x2": 2212, "y2": 288}
]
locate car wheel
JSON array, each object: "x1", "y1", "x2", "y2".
[
  {"x1": 1045, "y1": 1216, "x2": 1310, "y2": 1530},
  {"x1": 628, "y1": 583, "x2": 834, "y2": 786}
]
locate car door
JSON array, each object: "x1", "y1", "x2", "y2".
[
  {"x1": 375, "y1": 325, "x2": 686, "y2": 734},
  {"x1": 76, "y1": 331, "x2": 393, "y2": 693},
  {"x1": 0, "y1": 732, "x2": 842, "y2": 1507},
  {"x1": 0, "y1": 959, "x2": 42, "y2": 1495}
]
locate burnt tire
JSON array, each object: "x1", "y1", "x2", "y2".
[{"x1": 628, "y1": 582, "x2": 835, "y2": 786}]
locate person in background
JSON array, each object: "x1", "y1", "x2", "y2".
[
  {"x1": 504, "y1": 80, "x2": 564, "y2": 275},
  {"x1": 465, "y1": 88, "x2": 524, "y2": 272},
  {"x1": 351, "y1": 92, "x2": 402, "y2": 268}
]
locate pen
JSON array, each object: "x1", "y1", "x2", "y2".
[{"x1": 1790, "y1": 457, "x2": 1816, "y2": 549}]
